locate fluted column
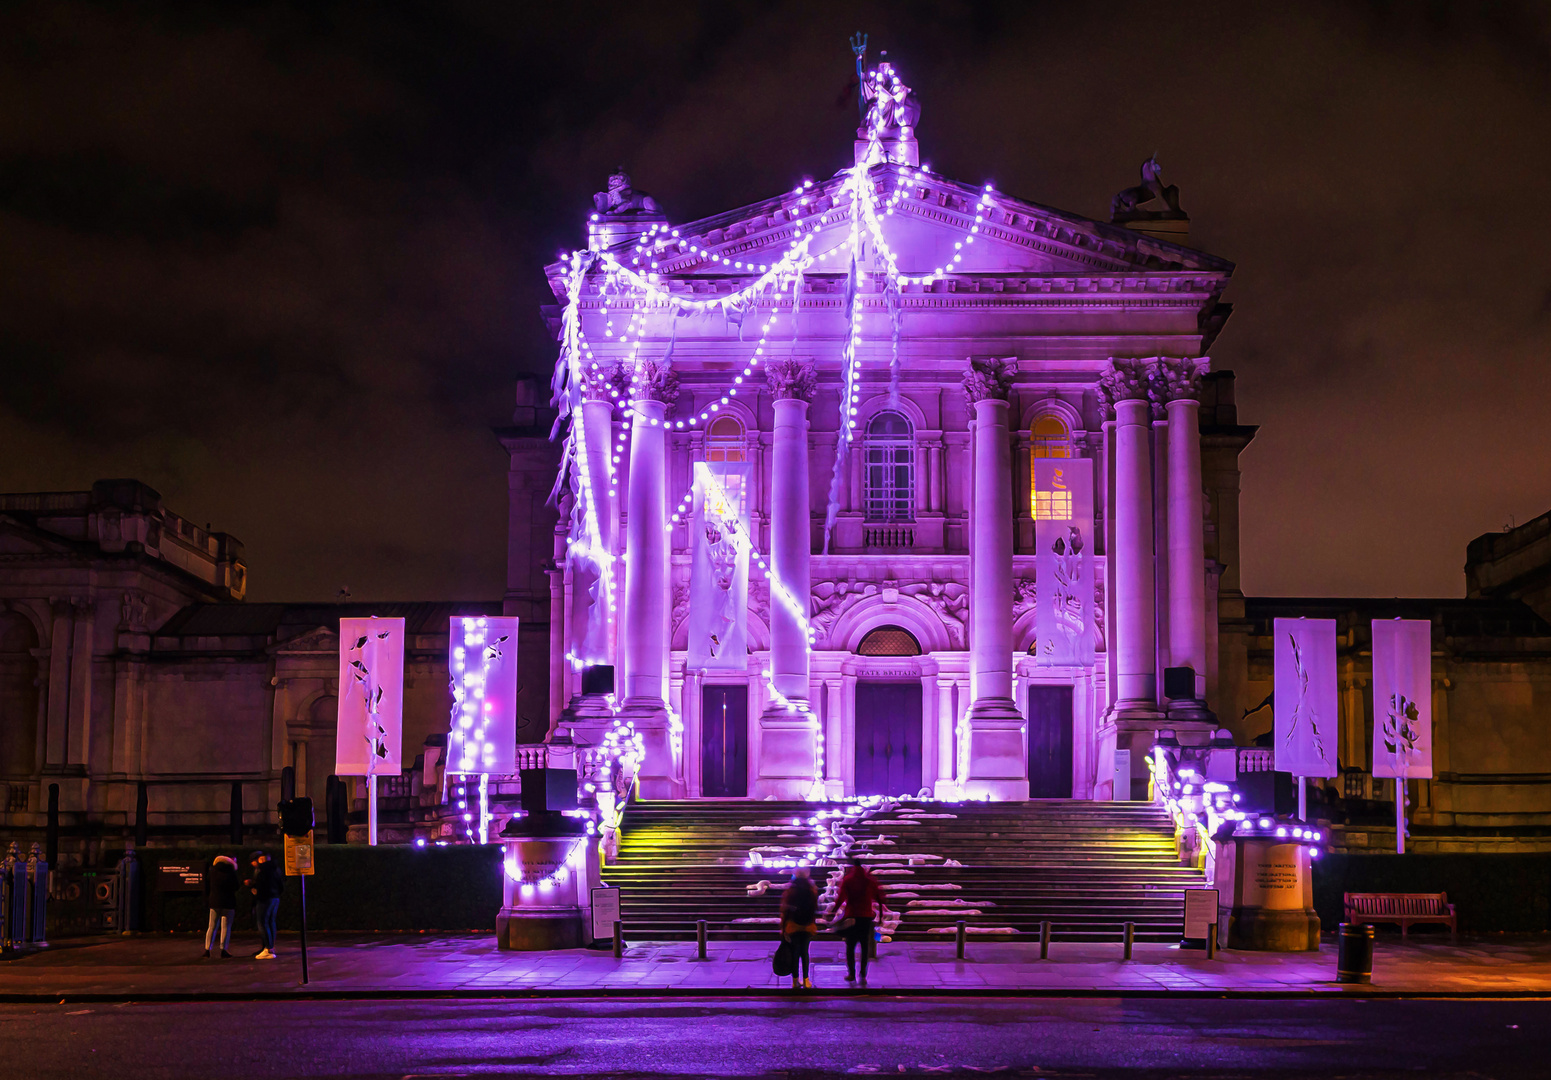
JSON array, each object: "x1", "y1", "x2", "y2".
[
  {"x1": 621, "y1": 361, "x2": 681, "y2": 798},
  {"x1": 1158, "y1": 359, "x2": 1211, "y2": 716},
  {"x1": 1102, "y1": 359, "x2": 1160, "y2": 718},
  {"x1": 961, "y1": 358, "x2": 1029, "y2": 800},
  {"x1": 754, "y1": 360, "x2": 819, "y2": 800}
]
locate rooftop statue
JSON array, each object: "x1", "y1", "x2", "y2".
[
  {"x1": 593, "y1": 169, "x2": 661, "y2": 216},
  {"x1": 1110, "y1": 154, "x2": 1188, "y2": 223}
]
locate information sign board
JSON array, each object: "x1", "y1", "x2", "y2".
[
  {"x1": 284, "y1": 830, "x2": 316, "y2": 876},
  {"x1": 591, "y1": 886, "x2": 621, "y2": 941},
  {"x1": 1182, "y1": 887, "x2": 1219, "y2": 944},
  {"x1": 156, "y1": 865, "x2": 204, "y2": 892}
]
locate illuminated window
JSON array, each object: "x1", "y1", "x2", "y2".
[
  {"x1": 1033, "y1": 465, "x2": 1074, "y2": 521},
  {"x1": 857, "y1": 625, "x2": 922, "y2": 656},
  {"x1": 1032, "y1": 414, "x2": 1071, "y2": 459},
  {"x1": 864, "y1": 412, "x2": 915, "y2": 522},
  {"x1": 705, "y1": 416, "x2": 745, "y2": 463}
]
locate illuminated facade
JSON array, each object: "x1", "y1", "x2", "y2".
[{"x1": 536, "y1": 75, "x2": 1250, "y2": 802}]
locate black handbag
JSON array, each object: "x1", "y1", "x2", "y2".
[{"x1": 773, "y1": 939, "x2": 796, "y2": 977}]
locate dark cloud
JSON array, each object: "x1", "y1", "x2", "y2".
[{"x1": 2, "y1": 0, "x2": 1548, "y2": 601}]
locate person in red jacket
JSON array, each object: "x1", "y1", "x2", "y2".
[{"x1": 826, "y1": 857, "x2": 889, "y2": 984}]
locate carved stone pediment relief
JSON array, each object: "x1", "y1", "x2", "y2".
[{"x1": 273, "y1": 625, "x2": 339, "y2": 655}]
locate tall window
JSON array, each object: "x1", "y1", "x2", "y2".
[
  {"x1": 864, "y1": 411, "x2": 915, "y2": 522},
  {"x1": 1032, "y1": 414, "x2": 1071, "y2": 458},
  {"x1": 705, "y1": 416, "x2": 745, "y2": 463}
]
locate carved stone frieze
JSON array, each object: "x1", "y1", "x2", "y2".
[
  {"x1": 1012, "y1": 578, "x2": 1037, "y2": 619},
  {"x1": 765, "y1": 359, "x2": 817, "y2": 402},
  {"x1": 962, "y1": 357, "x2": 1015, "y2": 403}
]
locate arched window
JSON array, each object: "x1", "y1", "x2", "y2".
[
  {"x1": 705, "y1": 415, "x2": 745, "y2": 463},
  {"x1": 1032, "y1": 414, "x2": 1071, "y2": 459},
  {"x1": 857, "y1": 625, "x2": 922, "y2": 656},
  {"x1": 864, "y1": 412, "x2": 915, "y2": 522}
]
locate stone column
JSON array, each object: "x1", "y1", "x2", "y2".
[
  {"x1": 1157, "y1": 357, "x2": 1213, "y2": 718},
  {"x1": 961, "y1": 359, "x2": 1029, "y2": 800},
  {"x1": 754, "y1": 360, "x2": 819, "y2": 800},
  {"x1": 1102, "y1": 359, "x2": 1161, "y2": 719},
  {"x1": 44, "y1": 600, "x2": 72, "y2": 767},
  {"x1": 620, "y1": 361, "x2": 681, "y2": 798}
]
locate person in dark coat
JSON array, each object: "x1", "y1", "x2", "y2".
[
  {"x1": 826, "y1": 857, "x2": 888, "y2": 985},
  {"x1": 203, "y1": 854, "x2": 240, "y2": 959},
  {"x1": 779, "y1": 867, "x2": 820, "y2": 990},
  {"x1": 245, "y1": 851, "x2": 284, "y2": 960}
]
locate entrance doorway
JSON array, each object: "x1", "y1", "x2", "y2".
[
  {"x1": 701, "y1": 685, "x2": 748, "y2": 797},
  {"x1": 1027, "y1": 684, "x2": 1074, "y2": 798},
  {"x1": 854, "y1": 682, "x2": 922, "y2": 796}
]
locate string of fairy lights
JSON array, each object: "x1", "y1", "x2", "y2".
[{"x1": 552, "y1": 56, "x2": 1007, "y2": 796}]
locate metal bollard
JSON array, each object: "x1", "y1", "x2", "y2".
[
  {"x1": 612, "y1": 919, "x2": 623, "y2": 959},
  {"x1": 1122, "y1": 921, "x2": 1134, "y2": 961},
  {"x1": 697, "y1": 919, "x2": 707, "y2": 960},
  {"x1": 955, "y1": 920, "x2": 966, "y2": 959},
  {"x1": 1205, "y1": 922, "x2": 1218, "y2": 960},
  {"x1": 1040, "y1": 920, "x2": 1051, "y2": 959}
]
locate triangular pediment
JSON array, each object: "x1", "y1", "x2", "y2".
[
  {"x1": 272, "y1": 625, "x2": 339, "y2": 655},
  {"x1": 0, "y1": 517, "x2": 78, "y2": 557},
  {"x1": 570, "y1": 163, "x2": 1231, "y2": 291}
]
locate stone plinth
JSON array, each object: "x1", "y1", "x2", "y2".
[
  {"x1": 496, "y1": 814, "x2": 592, "y2": 951},
  {"x1": 1214, "y1": 834, "x2": 1320, "y2": 952}
]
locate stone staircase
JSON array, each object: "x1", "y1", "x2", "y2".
[{"x1": 605, "y1": 799, "x2": 1203, "y2": 943}]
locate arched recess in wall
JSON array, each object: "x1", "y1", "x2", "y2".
[
  {"x1": 0, "y1": 609, "x2": 40, "y2": 779},
  {"x1": 291, "y1": 693, "x2": 338, "y2": 819},
  {"x1": 831, "y1": 596, "x2": 953, "y2": 655}
]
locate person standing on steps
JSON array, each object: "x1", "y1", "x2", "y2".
[
  {"x1": 245, "y1": 850, "x2": 284, "y2": 960},
  {"x1": 827, "y1": 857, "x2": 887, "y2": 985},
  {"x1": 202, "y1": 854, "x2": 240, "y2": 959},
  {"x1": 780, "y1": 866, "x2": 820, "y2": 990}
]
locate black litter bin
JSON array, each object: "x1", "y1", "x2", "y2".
[{"x1": 1336, "y1": 922, "x2": 1374, "y2": 984}]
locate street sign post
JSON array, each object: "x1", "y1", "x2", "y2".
[{"x1": 278, "y1": 797, "x2": 315, "y2": 984}]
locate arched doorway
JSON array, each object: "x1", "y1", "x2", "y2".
[
  {"x1": 854, "y1": 626, "x2": 923, "y2": 796},
  {"x1": 0, "y1": 611, "x2": 40, "y2": 779}
]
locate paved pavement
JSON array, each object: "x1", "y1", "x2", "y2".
[
  {"x1": 4, "y1": 997, "x2": 1549, "y2": 1079},
  {"x1": 5, "y1": 931, "x2": 1551, "y2": 999}
]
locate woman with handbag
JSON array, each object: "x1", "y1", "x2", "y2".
[
  {"x1": 826, "y1": 857, "x2": 887, "y2": 985},
  {"x1": 779, "y1": 867, "x2": 819, "y2": 990}
]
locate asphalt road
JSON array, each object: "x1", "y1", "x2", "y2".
[{"x1": 2, "y1": 996, "x2": 1545, "y2": 1079}]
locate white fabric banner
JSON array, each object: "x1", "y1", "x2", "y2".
[
  {"x1": 687, "y1": 461, "x2": 750, "y2": 670},
  {"x1": 566, "y1": 551, "x2": 609, "y2": 667},
  {"x1": 1372, "y1": 618, "x2": 1433, "y2": 779},
  {"x1": 448, "y1": 615, "x2": 519, "y2": 775},
  {"x1": 1273, "y1": 618, "x2": 1338, "y2": 778},
  {"x1": 1033, "y1": 457, "x2": 1095, "y2": 667},
  {"x1": 335, "y1": 616, "x2": 405, "y2": 776}
]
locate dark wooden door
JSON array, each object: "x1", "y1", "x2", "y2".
[
  {"x1": 1027, "y1": 684, "x2": 1074, "y2": 798},
  {"x1": 854, "y1": 682, "x2": 923, "y2": 796},
  {"x1": 701, "y1": 685, "x2": 748, "y2": 797}
]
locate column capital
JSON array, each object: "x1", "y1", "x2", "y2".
[
  {"x1": 1098, "y1": 358, "x2": 1154, "y2": 407},
  {"x1": 766, "y1": 359, "x2": 817, "y2": 402},
  {"x1": 614, "y1": 359, "x2": 679, "y2": 410},
  {"x1": 1151, "y1": 357, "x2": 1210, "y2": 404},
  {"x1": 963, "y1": 357, "x2": 1015, "y2": 404}
]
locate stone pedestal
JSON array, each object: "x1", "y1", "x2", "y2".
[
  {"x1": 496, "y1": 815, "x2": 592, "y2": 951},
  {"x1": 1214, "y1": 834, "x2": 1321, "y2": 952}
]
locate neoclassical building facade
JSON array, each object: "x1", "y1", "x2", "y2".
[{"x1": 535, "y1": 149, "x2": 1253, "y2": 804}]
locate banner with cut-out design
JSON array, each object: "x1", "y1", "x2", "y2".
[
  {"x1": 1273, "y1": 617, "x2": 1338, "y2": 778},
  {"x1": 687, "y1": 461, "x2": 750, "y2": 671},
  {"x1": 335, "y1": 616, "x2": 405, "y2": 775},
  {"x1": 448, "y1": 615, "x2": 519, "y2": 775},
  {"x1": 1033, "y1": 457, "x2": 1094, "y2": 667},
  {"x1": 1371, "y1": 618, "x2": 1433, "y2": 779}
]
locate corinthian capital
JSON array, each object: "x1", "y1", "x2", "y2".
[
  {"x1": 614, "y1": 359, "x2": 679, "y2": 411},
  {"x1": 1098, "y1": 359, "x2": 1154, "y2": 410},
  {"x1": 766, "y1": 359, "x2": 817, "y2": 402},
  {"x1": 1151, "y1": 357, "x2": 1210, "y2": 403},
  {"x1": 962, "y1": 357, "x2": 1014, "y2": 403}
]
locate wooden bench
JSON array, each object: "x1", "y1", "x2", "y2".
[{"x1": 1344, "y1": 892, "x2": 1457, "y2": 940}]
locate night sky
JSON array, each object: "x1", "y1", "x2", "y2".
[{"x1": 3, "y1": 2, "x2": 1548, "y2": 603}]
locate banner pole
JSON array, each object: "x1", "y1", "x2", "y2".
[
  {"x1": 367, "y1": 776, "x2": 378, "y2": 847},
  {"x1": 1395, "y1": 773, "x2": 1406, "y2": 855},
  {"x1": 1298, "y1": 776, "x2": 1307, "y2": 821},
  {"x1": 479, "y1": 773, "x2": 490, "y2": 845}
]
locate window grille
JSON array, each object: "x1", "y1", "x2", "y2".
[
  {"x1": 705, "y1": 415, "x2": 745, "y2": 463},
  {"x1": 864, "y1": 412, "x2": 915, "y2": 522},
  {"x1": 1032, "y1": 414, "x2": 1071, "y2": 459},
  {"x1": 857, "y1": 626, "x2": 922, "y2": 656}
]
